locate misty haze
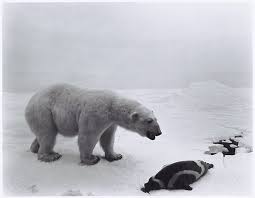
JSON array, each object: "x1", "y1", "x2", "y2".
[{"x1": 3, "y1": 3, "x2": 252, "y2": 92}]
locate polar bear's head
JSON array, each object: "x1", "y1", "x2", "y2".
[{"x1": 128, "y1": 105, "x2": 162, "y2": 140}]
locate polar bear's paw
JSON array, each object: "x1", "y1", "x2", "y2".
[
  {"x1": 105, "y1": 153, "x2": 123, "y2": 162},
  {"x1": 38, "y1": 152, "x2": 62, "y2": 162},
  {"x1": 80, "y1": 155, "x2": 100, "y2": 166}
]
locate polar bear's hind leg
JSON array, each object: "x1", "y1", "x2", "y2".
[
  {"x1": 26, "y1": 104, "x2": 62, "y2": 162},
  {"x1": 37, "y1": 131, "x2": 62, "y2": 162}
]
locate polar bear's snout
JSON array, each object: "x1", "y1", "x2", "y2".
[
  {"x1": 155, "y1": 125, "x2": 162, "y2": 136},
  {"x1": 146, "y1": 123, "x2": 162, "y2": 140}
]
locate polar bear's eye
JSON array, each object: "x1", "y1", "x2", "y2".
[{"x1": 147, "y1": 118, "x2": 153, "y2": 124}]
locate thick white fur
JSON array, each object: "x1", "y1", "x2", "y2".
[{"x1": 25, "y1": 84, "x2": 161, "y2": 165}]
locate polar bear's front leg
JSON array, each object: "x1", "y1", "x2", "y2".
[
  {"x1": 78, "y1": 133, "x2": 100, "y2": 165},
  {"x1": 100, "y1": 125, "x2": 122, "y2": 162}
]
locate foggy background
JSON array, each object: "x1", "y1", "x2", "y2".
[{"x1": 3, "y1": 3, "x2": 252, "y2": 92}]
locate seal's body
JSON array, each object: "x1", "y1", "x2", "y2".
[{"x1": 141, "y1": 160, "x2": 213, "y2": 193}]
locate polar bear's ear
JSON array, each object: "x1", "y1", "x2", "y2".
[{"x1": 130, "y1": 112, "x2": 139, "y2": 122}]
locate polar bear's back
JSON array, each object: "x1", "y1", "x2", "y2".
[
  {"x1": 25, "y1": 84, "x2": 119, "y2": 136},
  {"x1": 26, "y1": 83, "x2": 117, "y2": 108}
]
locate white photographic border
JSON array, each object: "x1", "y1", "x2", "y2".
[{"x1": 0, "y1": 0, "x2": 253, "y2": 198}]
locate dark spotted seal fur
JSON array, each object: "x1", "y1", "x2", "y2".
[{"x1": 141, "y1": 160, "x2": 214, "y2": 193}]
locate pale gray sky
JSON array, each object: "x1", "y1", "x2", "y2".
[{"x1": 3, "y1": 3, "x2": 252, "y2": 92}]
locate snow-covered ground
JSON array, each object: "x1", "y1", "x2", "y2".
[{"x1": 2, "y1": 81, "x2": 253, "y2": 196}]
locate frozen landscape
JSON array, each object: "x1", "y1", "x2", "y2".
[{"x1": 2, "y1": 81, "x2": 253, "y2": 196}]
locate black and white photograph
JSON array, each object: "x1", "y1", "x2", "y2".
[{"x1": 2, "y1": 0, "x2": 253, "y2": 196}]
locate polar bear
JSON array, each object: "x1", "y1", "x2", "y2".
[{"x1": 25, "y1": 84, "x2": 162, "y2": 165}]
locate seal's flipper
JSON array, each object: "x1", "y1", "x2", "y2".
[{"x1": 183, "y1": 185, "x2": 193, "y2": 191}]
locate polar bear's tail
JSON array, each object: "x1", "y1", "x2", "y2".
[{"x1": 30, "y1": 138, "x2": 40, "y2": 153}]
